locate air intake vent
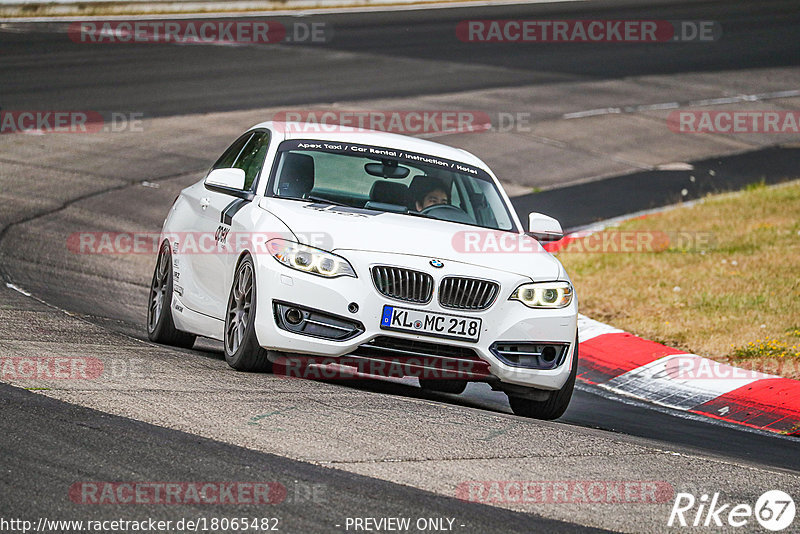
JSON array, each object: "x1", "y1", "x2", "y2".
[
  {"x1": 438, "y1": 277, "x2": 499, "y2": 310},
  {"x1": 371, "y1": 266, "x2": 433, "y2": 304},
  {"x1": 350, "y1": 336, "x2": 491, "y2": 380}
]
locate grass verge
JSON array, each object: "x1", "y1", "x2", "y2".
[{"x1": 557, "y1": 180, "x2": 800, "y2": 379}]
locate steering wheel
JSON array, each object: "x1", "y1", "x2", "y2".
[{"x1": 421, "y1": 203, "x2": 475, "y2": 224}]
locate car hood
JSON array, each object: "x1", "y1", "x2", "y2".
[{"x1": 260, "y1": 198, "x2": 562, "y2": 280}]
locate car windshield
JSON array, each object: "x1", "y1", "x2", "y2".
[{"x1": 268, "y1": 140, "x2": 516, "y2": 231}]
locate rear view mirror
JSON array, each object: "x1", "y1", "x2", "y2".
[
  {"x1": 527, "y1": 212, "x2": 563, "y2": 242},
  {"x1": 365, "y1": 161, "x2": 410, "y2": 179},
  {"x1": 205, "y1": 168, "x2": 246, "y2": 190}
]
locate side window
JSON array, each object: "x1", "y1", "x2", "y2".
[
  {"x1": 212, "y1": 133, "x2": 253, "y2": 171},
  {"x1": 233, "y1": 130, "x2": 270, "y2": 190}
]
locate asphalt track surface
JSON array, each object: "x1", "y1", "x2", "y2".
[
  {"x1": 514, "y1": 146, "x2": 800, "y2": 229},
  {"x1": 0, "y1": 382, "x2": 596, "y2": 533},
  {"x1": 0, "y1": 0, "x2": 798, "y2": 117},
  {"x1": 1, "y1": 0, "x2": 799, "y2": 531}
]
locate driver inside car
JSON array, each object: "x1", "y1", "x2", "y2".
[{"x1": 410, "y1": 176, "x2": 450, "y2": 211}]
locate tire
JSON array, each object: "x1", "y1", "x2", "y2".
[
  {"x1": 418, "y1": 378, "x2": 468, "y2": 395},
  {"x1": 507, "y1": 336, "x2": 578, "y2": 420},
  {"x1": 147, "y1": 241, "x2": 196, "y2": 348},
  {"x1": 224, "y1": 255, "x2": 272, "y2": 372}
]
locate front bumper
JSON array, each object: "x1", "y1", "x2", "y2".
[{"x1": 253, "y1": 250, "x2": 578, "y2": 391}]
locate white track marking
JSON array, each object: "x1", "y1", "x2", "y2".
[
  {"x1": 0, "y1": 0, "x2": 587, "y2": 23},
  {"x1": 563, "y1": 89, "x2": 800, "y2": 120},
  {"x1": 5, "y1": 282, "x2": 31, "y2": 297},
  {"x1": 577, "y1": 313, "x2": 623, "y2": 341}
]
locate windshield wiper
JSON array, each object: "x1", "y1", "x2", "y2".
[
  {"x1": 304, "y1": 195, "x2": 350, "y2": 207},
  {"x1": 403, "y1": 211, "x2": 429, "y2": 219},
  {"x1": 279, "y1": 194, "x2": 350, "y2": 207}
]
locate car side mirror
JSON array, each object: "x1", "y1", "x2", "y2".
[
  {"x1": 205, "y1": 168, "x2": 246, "y2": 190},
  {"x1": 527, "y1": 212, "x2": 563, "y2": 242}
]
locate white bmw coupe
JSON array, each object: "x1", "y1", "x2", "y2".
[{"x1": 147, "y1": 122, "x2": 579, "y2": 419}]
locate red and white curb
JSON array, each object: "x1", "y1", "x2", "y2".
[{"x1": 576, "y1": 315, "x2": 800, "y2": 436}]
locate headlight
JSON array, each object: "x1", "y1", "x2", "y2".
[
  {"x1": 267, "y1": 239, "x2": 356, "y2": 278},
  {"x1": 510, "y1": 281, "x2": 573, "y2": 308}
]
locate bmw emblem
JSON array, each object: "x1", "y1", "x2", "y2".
[{"x1": 430, "y1": 259, "x2": 444, "y2": 268}]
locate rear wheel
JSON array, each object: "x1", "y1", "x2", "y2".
[
  {"x1": 224, "y1": 255, "x2": 272, "y2": 372},
  {"x1": 507, "y1": 337, "x2": 578, "y2": 420},
  {"x1": 147, "y1": 242, "x2": 196, "y2": 348},
  {"x1": 418, "y1": 378, "x2": 468, "y2": 394}
]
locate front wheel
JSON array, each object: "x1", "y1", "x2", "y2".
[
  {"x1": 507, "y1": 337, "x2": 578, "y2": 420},
  {"x1": 147, "y1": 242, "x2": 196, "y2": 348},
  {"x1": 224, "y1": 255, "x2": 272, "y2": 372}
]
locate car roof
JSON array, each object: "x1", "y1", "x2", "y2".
[{"x1": 250, "y1": 121, "x2": 490, "y2": 170}]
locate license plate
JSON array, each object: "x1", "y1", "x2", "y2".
[{"x1": 380, "y1": 305, "x2": 481, "y2": 342}]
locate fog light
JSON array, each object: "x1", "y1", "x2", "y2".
[
  {"x1": 285, "y1": 308, "x2": 304, "y2": 325},
  {"x1": 541, "y1": 345, "x2": 557, "y2": 363},
  {"x1": 273, "y1": 301, "x2": 365, "y2": 341}
]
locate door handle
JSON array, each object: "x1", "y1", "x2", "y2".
[{"x1": 200, "y1": 197, "x2": 210, "y2": 210}]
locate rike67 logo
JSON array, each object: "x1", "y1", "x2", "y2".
[{"x1": 668, "y1": 490, "x2": 795, "y2": 531}]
